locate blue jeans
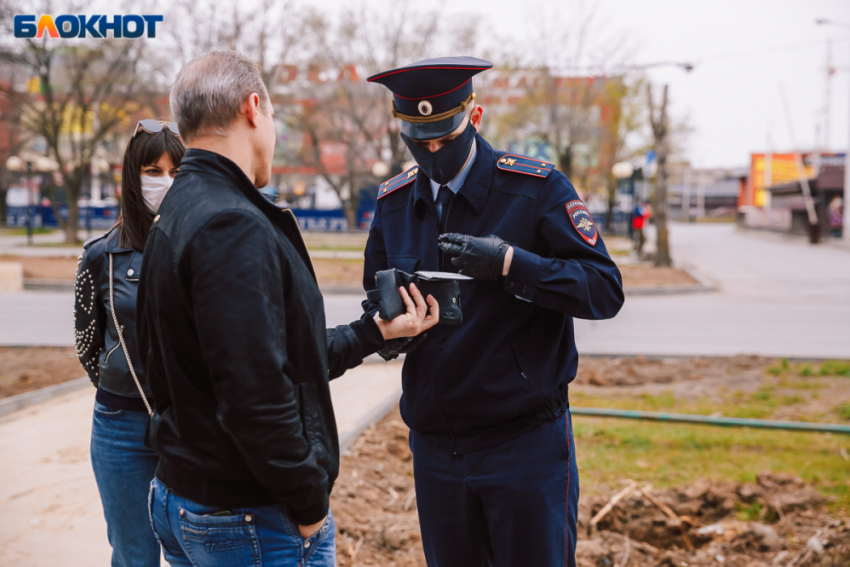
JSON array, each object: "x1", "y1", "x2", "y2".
[
  {"x1": 148, "y1": 477, "x2": 336, "y2": 566},
  {"x1": 91, "y1": 400, "x2": 161, "y2": 567},
  {"x1": 410, "y1": 407, "x2": 579, "y2": 567}
]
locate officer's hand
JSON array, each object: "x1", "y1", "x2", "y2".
[
  {"x1": 374, "y1": 283, "x2": 440, "y2": 340},
  {"x1": 438, "y1": 233, "x2": 511, "y2": 281}
]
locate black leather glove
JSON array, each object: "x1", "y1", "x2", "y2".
[{"x1": 438, "y1": 233, "x2": 511, "y2": 281}]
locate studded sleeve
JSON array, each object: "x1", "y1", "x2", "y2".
[{"x1": 74, "y1": 250, "x2": 104, "y2": 386}]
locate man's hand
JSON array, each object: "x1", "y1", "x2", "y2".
[
  {"x1": 374, "y1": 283, "x2": 440, "y2": 340},
  {"x1": 298, "y1": 515, "x2": 327, "y2": 539},
  {"x1": 438, "y1": 233, "x2": 512, "y2": 281}
]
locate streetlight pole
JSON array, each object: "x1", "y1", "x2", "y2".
[
  {"x1": 816, "y1": 19, "x2": 850, "y2": 243},
  {"x1": 25, "y1": 161, "x2": 33, "y2": 246}
]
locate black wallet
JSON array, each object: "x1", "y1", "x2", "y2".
[{"x1": 367, "y1": 269, "x2": 471, "y2": 325}]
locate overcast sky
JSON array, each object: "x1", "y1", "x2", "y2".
[
  {"x1": 121, "y1": 0, "x2": 850, "y2": 168},
  {"x1": 476, "y1": 0, "x2": 850, "y2": 168},
  {"x1": 299, "y1": 0, "x2": 850, "y2": 169}
]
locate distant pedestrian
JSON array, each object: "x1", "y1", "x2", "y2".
[
  {"x1": 74, "y1": 118, "x2": 185, "y2": 567},
  {"x1": 632, "y1": 201, "x2": 650, "y2": 256},
  {"x1": 828, "y1": 196, "x2": 843, "y2": 238}
]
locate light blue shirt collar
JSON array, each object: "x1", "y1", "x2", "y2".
[{"x1": 430, "y1": 140, "x2": 478, "y2": 200}]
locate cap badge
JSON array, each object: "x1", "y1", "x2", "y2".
[{"x1": 417, "y1": 100, "x2": 433, "y2": 116}]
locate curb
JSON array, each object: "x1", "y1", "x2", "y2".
[
  {"x1": 320, "y1": 284, "x2": 363, "y2": 296},
  {"x1": 20, "y1": 280, "x2": 367, "y2": 296},
  {"x1": 24, "y1": 278, "x2": 75, "y2": 292},
  {"x1": 0, "y1": 376, "x2": 89, "y2": 419},
  {"x1": 580, "y1": 353, "x2": 845, "y2": 362},
  {"x1": 338, "y1": 385, "x2": 402, "y2": 452}
]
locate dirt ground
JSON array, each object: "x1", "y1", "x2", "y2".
[
  {"x1": 618, "y1": 265, "x2": 699, "y2": 288},
  {"x1": 333, "y1": 408, "x2": 850, "y2": 567},
  {"x1": 577, "y1": 472, "x2": 849, "y2": 567},
  {"x1": 0, "y1": 347, "x2": 84, "y2": 399},
  {"x1": 1, "y1": 255, "x2": 80, "y2": 280},
  {"x1": 3, "y1": 254, "x2": 699, "y2": 289},
  {"x1": 5, "y1": 349, "x2": 849, "y2": 564},
  {"x1": 575, "y1": 355, "x2": 850, "y2": 421}
]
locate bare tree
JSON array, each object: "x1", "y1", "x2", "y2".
[
  {"x1": 600, "y1": 74, "x2": 648, "y2": 230},
  {"x1": 167, "y1": 0, "x2": 301, "y2": 90},
  {"x1": 281, "y1": 2, "x2": 473, "y2": 222},
  {"x1": 487, "y1": 0, "x2": 637, "y2": 212},
  {"x1": 647, "y1": 83, "x2": 672, "y2": 267},
  {"x1": 0, "y1": 1, "x2": 165, "y2": 243},
  {"x1": 0, "y1": 64, "x2": 28, "y2": 226}
]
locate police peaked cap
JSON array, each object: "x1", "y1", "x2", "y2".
[{"x1": 368, "y1": 56, "x2": 493, "y2": 140}]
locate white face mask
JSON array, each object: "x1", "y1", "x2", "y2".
[{"x1": 140, "y1": 174, "x2": 174, "y2": 214}]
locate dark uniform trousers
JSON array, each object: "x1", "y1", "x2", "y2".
[{"x1": 410, "y1": 407, "x2": 579, "y2": 567}]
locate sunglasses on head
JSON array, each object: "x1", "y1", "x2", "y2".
[{"x1": 133, "y1": 119, "x2": 180, "y2": 139}]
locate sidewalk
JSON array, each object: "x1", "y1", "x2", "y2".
[{"x1": 0, "y1": 360, "x2": 402, "y2": 567}]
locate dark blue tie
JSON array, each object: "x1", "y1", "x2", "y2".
[{"x1": 436, "y1": 185, "x2": 453, "y2": 222}]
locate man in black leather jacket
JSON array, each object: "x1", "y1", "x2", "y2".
[{"x1": 137, "y1": 50, "x2": 438, "y2": 565}]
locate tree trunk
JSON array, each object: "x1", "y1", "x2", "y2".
[
  {"x1": 65, "y1": 195, "x2": 79, "y2": 244},
  {"x1": 558, "y1": 145, "x2": 573, "y2": 179},
  {"x1": 605, "y1": 176, "x2": 617, "y2": 235},
  {"x1": 63, "y1": 168, "x2": 84, "y2": 244},
  {"x1": 648, "y1": 84, "x2": 672, "y2": 267},
  {"x1": 653, "y1": 154, "x2": 671, "y2": 266},
  {"x1": 0, "y1": 189, "x2": 7, "y2": 228}
]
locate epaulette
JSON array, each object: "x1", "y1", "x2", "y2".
[
  {"x1": 496, "y1": 154, "x2": 555, "y2": 178},
  {"x1": 378, "y1": 166, "x2": 419, "y2": 199}
]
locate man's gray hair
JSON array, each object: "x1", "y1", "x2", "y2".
[{"x1": 170, "y1": 50, "x2": 270, "y2": 141}]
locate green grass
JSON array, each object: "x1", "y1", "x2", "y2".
[
  {"x1": 767, "y1": 358, "x2": 850, "y2": 379},
  {"x1": 29, "y1": 242, "x2": 83, "y2": 247},
  {"x1": 573, "y1": 390, "x2": 800, "y2": 421},
  {"x1": 820, "y1": 360, "x2": 850, "y2": 377},
  {"x1": 572, "y1": 417, "x2": 850, "y2": 513},
  {"x1": 0, "y1": 227, "x2": 56, "y2": 236},
  {"x1": 735, "y1": 502, "x2": 767, "y2": 522},
  {"x1": 571, "y1": 389, "x2": 850, "y2": 513}
]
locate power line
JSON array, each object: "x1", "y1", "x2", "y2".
[{"x1": 692, "y1": 36, "x2": 850, "y2": 64}]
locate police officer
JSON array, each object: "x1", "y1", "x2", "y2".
[{"x1": 365, "y1": 57, "x2": 624, "y2": 567}]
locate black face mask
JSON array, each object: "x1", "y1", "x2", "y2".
[{"x1": 401, "y1": 121, "x2": 477, "y2": 185}]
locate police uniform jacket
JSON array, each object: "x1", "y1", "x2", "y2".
[
  {"x1": 364, "y1": 134, "x2": 625, "y2": 454},
  {"x1": 137, "y1": 149, "x2": 386, "y2": 525}
]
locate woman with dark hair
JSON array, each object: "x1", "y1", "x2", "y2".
[{"x1": 74, "y1": 119, "x2": 184, "y2": 567}]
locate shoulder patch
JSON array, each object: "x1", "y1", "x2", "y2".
[
  {"x1": 378, "y1": 166, "x2": 419, "y2": 199},
  {"x1": 496, "y1": 154, "x2": 555, "y2": 178},
  {"x1": 566, "y1": 199, "x2": 598, "y2": 246}
]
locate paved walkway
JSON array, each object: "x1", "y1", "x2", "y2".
[
  {"x1": 0, "y1": 361, "x2": 401, "y2": 567},
  {"x1": 572, "y1": 223, "x2": 850, "y2": 358},
  {"x1": 6, "y1": 223, "x2": 849, "y2": 357}
]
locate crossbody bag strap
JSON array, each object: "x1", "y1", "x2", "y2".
[{"x1": 108, "y1": 253, "x2": 153, "y2": 417}]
